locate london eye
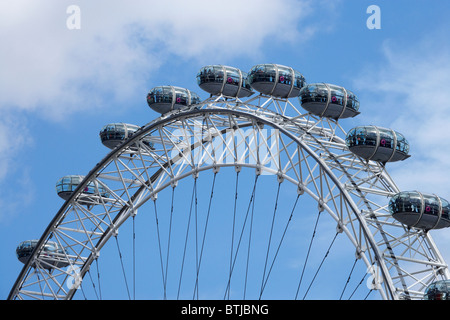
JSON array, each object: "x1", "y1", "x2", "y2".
[{"x1": 8, "y1": 63, "x2": 450, "y2": 300}]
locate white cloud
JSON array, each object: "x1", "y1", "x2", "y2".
[
  {"x1": 0, "y1": 0, "x2": 313, "y2": 119},
  {"x1": 353, "y1": 35, "x2": 450, "y2": 195},
  {"x1": 0, "y1": 0, "x2": 317, "y2": 224},
  {"x1": 0, "y1": 115, "x2": 34, "y2": 224},
  {"x1": 0, "y1": 116, "x2": 31, "y2": 181}
]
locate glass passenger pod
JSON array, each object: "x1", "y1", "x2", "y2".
[
  {"x1": 56, "y1": 175, "x2": 110, "y2": 202},
  {"x1": 99, "y1": 122, "x2": 154, "y2": 150},
  {"x1": 247, "y1": 64, "x2": 306, "y2": 98},
  {"x1": 16, "y1": 240, "x2": 70, "y2": 269},
  {"x1": 147, "y1": 86, "x2": 201, "y2": 114},
  {"x1": 299, "y1": 83, "x2": 360, "y2": 119},
  {"x1": 196, "y1": 65, "x2": 254, "y2": 98},
  {"x1": 345, "y1": 126, "x2": 410, "y2": 163},
  {"x1": 424, "y1": 280, "x2": 450, "y2": 300},
  {"x1": 388, "y1": 191, "x2": 450, "y2": 230}
]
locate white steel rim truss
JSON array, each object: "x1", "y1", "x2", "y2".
[{"x1": 8, "y1": 96, "x2": 449, "y2": 300}]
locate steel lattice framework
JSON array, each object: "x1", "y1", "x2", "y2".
[{"x1": 8, "y1": 94, "x2": 450, "y2": 300}]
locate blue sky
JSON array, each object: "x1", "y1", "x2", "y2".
[{"x1": 1, "y1": 0, "x2": 450, "y2": 300}]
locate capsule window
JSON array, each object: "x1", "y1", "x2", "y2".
[
  {"x1": 191, "y1": 92, "x2": 201, "y2": 105},
  {"x1": 175, "y1": 89, "x2": 188, "y2": 106},
  {"x1": 226, "y1": 68, "x2": 241, "y2": 85},
  {"x1": 346, "y1": 91, "x2": 359, "y2": 111},
  {"x1": 328, "y1": 85, "x2": 345, "y2": 106},
  {"x1": 300, "y1": 84, "x2": 327, "y2": 104},
  {"x1": 164, "y1": 87, "x2": 174, "y2": 103},
  {"x1": 436, "y1": 281, "x2": 450, "y2": 292},
  {"x1": 378, "y1": 129, "x2": 394, "y2": 149},
  {"x1": 294, "y1": 70, "x2": 305, "y2": 88},
  {"x1": 391, "y1": 192, "x2": 417, "y2": 214},
  {"x1": 396, "y1": 134, "x2": 405, "y2": 152},
  {"x1": 299, "y1": 86, "x2": 313, "y2": 103},
  {"x1": 441, "y1": 199, "x2": 450, "y2": 220},
  {"x1": 62, "y1": 177, "x2": 71, "y2": 184},
  {"x1": 277, "y1": 66, "x2": 292, "y2": 85},
  {"x1": 262, "y1": 65, "x2": 276, "y2": 82},
  {"x1": 22, "y1": 241, "x2": 32, "y2": 249},
  {"x1": 252, "y1": 65, "x2": 265, "y2": 74},
  {"x1": 364, "y1": 127, "x2": 378, "y2": 146},
  {"x1": 425, "y1": 280, "x2": 450, "y2": 299},
  {"x1": 207, "y1": 67, "x2": 216, "y2": 82},
  {"x1": 149, "y1": 87, "x2": 164, "y2": 104},
  {"x1": 409, "y1": 193, "x2": 423, "y2": 213},
  {"x1": 426, "y1": 283, "x2": 436, "y2": 293},
  {"x1": 197, "y1": 67, "x2": 216, "y2": 85},
  {"x1": 423, "y1": 194, "x2": 440, "y2": 216},
  {"x1": 316, "y1": 85, "x2": 328, "y2": 100},
  {"x1": 388, "y1": 194, "x2": 399, "y2": 214},
  {"x1": 390, "y1": 192, "x2": 406, "y2": 213},
  {"x1": 395, "y1": 132, "x2": 409, "y2": 154},
  {"x1": 248, "y1": 65, "x2": 268, "y2": 83},
  {"x1": 356, "y1": 127, "x2": 369, "y2": 146},
  {"x1": 354, "y1": 127, "x2": 364, "y2": 146},
  {"x1": 345, "y1": 128, "x2": 356, "y2": 148},
  {"x1": 241, "y1": 72, "x2": 251, "y2": 90},
  {"x1": 212, "y1": 66, "x2": 224, "y2": 84}
]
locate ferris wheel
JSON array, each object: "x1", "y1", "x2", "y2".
[{"x1": 9, "y1": 63, "x2": 450, "y2": 300}]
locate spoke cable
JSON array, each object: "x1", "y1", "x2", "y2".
[
  {"x1": 224, "y1": 174, "x2": 259, "y2": 299},
  {"x1": 295, "y1": 210, "x2": 322, "y2": 299},
  {"x1": 114, "y1": 235, "x2": 131, "y2": 300},
  {"x1": 243, "y1": 173, "x2": 256, "y2": 299},
  {"x1": 339, "y1": 258, "x2": 358, "y2": 300},
  {"x1": 259, "y1": 193, "x2": 301, "y2": 298},
  {"x1": 302, "y1": 232, "x2": 339, "y2": 300},
  {"x1": 177, "y1": 177, "x2": 197, "y2": 299},
  {"x1": 86, "y1": 268, "x2": 100, "y2": 300},
  {"x1": 364, "y1": 289, "x2": 373, "y2": 300},
  {"x1": 95, "y1": 258, "x2": 102, "y2": 300},
  {"x1": 228, "y1": 171, "x2": 240, "y2": 300},
  {"x1": 164, "y1": 186, "x2": 176, "y2": 299},
  {"x1": 152, "y1": 199, "x2": 167, "y2": 299},
  {"x1": 193, "y1": 172, "x2": 217, "y2": 299},
  {"x1": 81, "y1": 283, "x2": 88, "y2": 300},
  {"x1": 194, "y1": 174, "x2": 199, "y2": 299},
  {"x1": 259, "y1": 182, "x2": 282, "y2": 298},
  {"x1": 347, "y1": 268, "x2": 370, "y2": 300},
  {"x1": 132, "y1": 215, "x2": 136, "y2": 300}
]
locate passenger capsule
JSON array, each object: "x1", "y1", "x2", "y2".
[
  {"x1": 56, "y1": 175, "x2": 109, "y2": 201},
  {"x1": 16, "y1": 240, "x2": 69, "y2": 269},
  {"x1": 147, "y1": 86, "x2": 201, "y2": 114},
  {"x1": 247, "y1": 64, "x2": 306, "y2": 98},
  {"x1": 424, "y1": 280, "x2": 450, "y2": 300},
  {"x1": 196, "y1": 65, "x2": 253, "y2": 98},
  {"x1": 345, "y1": 126, "x2": 410, "y2": 163},
  {"x1": 388, "y1": 191, "x2": 450, "y2": 230},
  {"x1": 299, "y1": 83, "x2": 360, "y2": 119},
  {"x1": 99, "y1": 123, "x2": 154, "y2": 150}
]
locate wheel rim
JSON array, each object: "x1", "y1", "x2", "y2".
[{"x1": 9, "y1": 97, "x2": 449, "y2": 300}]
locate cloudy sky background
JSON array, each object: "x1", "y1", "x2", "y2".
[{"x1": 1, "y1": 0, "x2": 450, "y2": 299}]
